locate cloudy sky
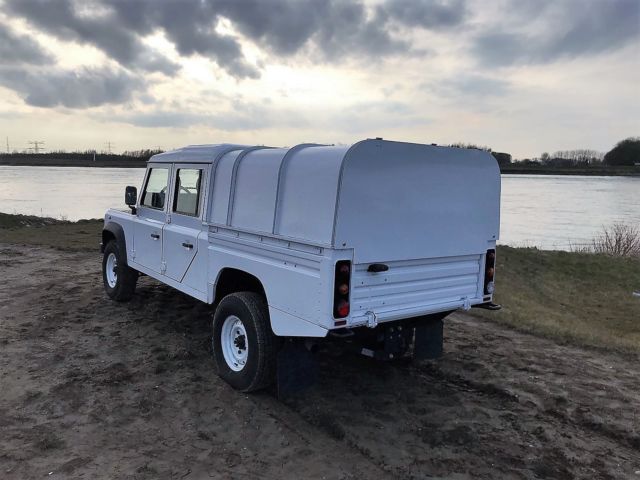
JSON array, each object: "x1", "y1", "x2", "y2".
[{"x1": 0, "y1": 0, "x2": 638, "y2": 158}]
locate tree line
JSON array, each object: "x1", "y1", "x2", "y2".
[
  {"x1": 3, "y1": 138, "x2": 639, "y2": 167},
  {"x1": 451, "y1": 137, "x2": 639, "y2": 167},
  {"x1": 0, "y1": 148, "x2": 163, "y2": 163}
]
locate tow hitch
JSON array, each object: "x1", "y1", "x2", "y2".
[{"x1": 359, "y1": 325, "x2": 414, "y2": 360}]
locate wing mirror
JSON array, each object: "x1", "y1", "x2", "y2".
[{"x1": 125, "y1": 186, "x2": 137, "y2": 214}]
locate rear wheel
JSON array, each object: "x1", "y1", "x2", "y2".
[
  {"x1": 212, "y1": 292, "x2": 276, "y2": 392},
  {"x1": 102, "y1": 240, "x2": 137, "y2": 301}
]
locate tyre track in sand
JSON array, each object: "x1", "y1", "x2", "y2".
[{"x1": 1, "y1": 244, "x2": 639, "y2": 479}]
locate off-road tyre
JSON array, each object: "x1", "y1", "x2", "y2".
[
  {"x1": 212, "y1": 292, "x2": 276, "y2": 392},
  {"x1": 102, "y1": 240, "x2": 137, "y2": 302}
]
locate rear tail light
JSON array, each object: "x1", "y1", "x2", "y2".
[
  {"x1": 333, "y1": 260, "x2": 351, "y2": 319},
  {"x1": 484, "y1": 249, "x2": 496, "y2": 295}
]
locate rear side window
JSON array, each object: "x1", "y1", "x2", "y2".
[
  {"x1": 173, "y1": 168, "x2": 202, "y2": 216},
  {"x1": 141, "y1": 168, "x2": 169, "y2": 209}
]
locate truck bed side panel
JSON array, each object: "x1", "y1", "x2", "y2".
[{"x1": 207, "y1": 228, "x2": 339, "y2": 337}]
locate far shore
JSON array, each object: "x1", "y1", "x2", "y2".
[
  {"x1": 0, "y1": 158, "x2": 146, "y2": 168},
  {"x1": 2, "y1": 157, "x2": 638, "y2": 175}
]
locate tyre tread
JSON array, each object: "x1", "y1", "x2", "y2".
[{"x1": 213, "y1": 292, "x2": 276, "y2": 392}]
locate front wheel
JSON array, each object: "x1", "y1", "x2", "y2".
[
  {"x1": 102, "y1": 240, "x2": 137, "y2": 301},
  {"x1": 212, "y1": 292, "x2": 276, "y2": 392}
]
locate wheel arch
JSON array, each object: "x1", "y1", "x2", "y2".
[
  {"x1": 102, "y1": 221, "x2": 128, "y2": 264},
  {"x1": 212, "y1": 268, "x2": 267, "y2": 306}
]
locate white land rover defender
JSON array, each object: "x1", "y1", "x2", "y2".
[{"x1": 101, "y1": 139, "x2": 501, "y2": 393}]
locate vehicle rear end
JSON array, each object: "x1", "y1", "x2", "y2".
[{"x1": 331, "y1": 139, "x2": 500, "y2": 337}]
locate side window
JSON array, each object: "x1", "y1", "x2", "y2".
[
  {"x1": 173, "y1": 168, "x2": 202, "y2": 217},
  {"x1": 141, "y1": 168, "x2": 169, "y2": 209}
]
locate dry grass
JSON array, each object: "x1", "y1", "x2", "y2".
[
  {"x1": 591, "y1": 223, "x2": 640, "y2": 257},
  {"x1": 572, "y1": 223, "x2": 640, "y2": 257},
  {"x1": 0, "y1": 214, "x2": 102, "y2": 251},
  {"x1": 472, "y1": 246, "x2": 640, "y2": 353}
]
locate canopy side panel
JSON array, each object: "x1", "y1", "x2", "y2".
[
  {"x1": 208, "y1": 150, "x2": 241, "y2": 224},
  {"x1": 334, "y1": 140, "x2": 501, "y2": 263},
  {"x1": 231, "y1": 149, "x2": 287, "y2": 232},
  {"x1": 275, "y1": 146, "x2": 349, "y2": 244}
]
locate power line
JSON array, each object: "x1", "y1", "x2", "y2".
[
  {"x1": 104, "y1": 141, "x2": 115, "y2": 154},
  {"x1": 5, "y1": 136, "x2": 8, "y2": 153},
  {"x1": 28, "y1": 140, "x2": 45, "y2": 154}
]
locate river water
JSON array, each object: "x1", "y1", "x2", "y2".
[{"x1": 1, "y1": 166, "x2": 638, "y2": 250}]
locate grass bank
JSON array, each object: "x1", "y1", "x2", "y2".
[
  {"x1": 472, "y1": 246, "x2": 640, "y2": 353},
  {"x1": 0, "y1": 212, "x2": 102, "y2": 251},
  {"x1": 2, "y1": 213, "x2": 638, "y2": 352}
]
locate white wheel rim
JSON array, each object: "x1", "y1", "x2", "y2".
[
  {"x1": 221, "y1": 315, "x2": 248, "y2": 372},
  {"x1": 106, "y1": 252, "x2": 118, "y2": 288}
]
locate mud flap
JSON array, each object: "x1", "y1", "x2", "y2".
[
  {"x1": 276, "y1": 340, "x2": 317, "y2": 398},
  {"x1": 414, "y1": 316, "x2": 444, "y2": 360}
]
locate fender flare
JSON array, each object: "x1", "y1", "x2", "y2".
[{"x1": 101, "y1": 221, "x2": 128, "y2": 264}]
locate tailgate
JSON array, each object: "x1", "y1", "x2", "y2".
[{"x1": 349, "y1": 254, "x2": 483, "y2": 324}]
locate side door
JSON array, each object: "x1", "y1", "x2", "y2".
[
  {"x1": 162, "y1": 165, "x2": 206, "y2": 282},
  {"x1": 132, "y1": 164, "x2": 171, "y2": 273}
]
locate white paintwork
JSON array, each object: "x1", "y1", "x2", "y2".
[
  {"x1": 221, "y1": 315, "x2": 248, "y2": 371},
  {"x1": 334, "y1": 141, "x2": 500, "y2": 262},
  {"x1": 350, "y1": 255, "x2": 483, "y2": 324},
  {"x1": 162, "y1": 163, "x2": 208, "y2": 285},
  {"x1": 275, "y1": 145, "x2": 348, "y2": 243},
  {"x1": 209, "y1": 149, "x2": 241, "y2": 224},
  {"x1": 133, "y1": 208, "x2": 165, "y2": 273},
  {"x1": 105, "y1": 252, "x2": 117, "y2": 288},
  {"x1": 104, "y1": 138, "x2": 501, "y2": 338}
]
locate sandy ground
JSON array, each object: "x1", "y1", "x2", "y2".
[{"x1": 1, "y1": 244, "x2": 639, "y2": 480}]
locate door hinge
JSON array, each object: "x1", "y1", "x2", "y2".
[
  {"x1": 131, "y1": 248, "x2": 136, "y2": 260},
  {"x1": 166, "y1": 214, "x2": 171, "y2": 224},
  {"x1": 160, "y1": 261, "x2": 167, "y2": 274}
]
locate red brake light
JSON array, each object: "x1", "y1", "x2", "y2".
[
  {"x1": 333, "y1": 260, "x2": 351, "y2": 319},
  {"x1": 336, "y1": 300, "x2": 350, "y2": 318}
]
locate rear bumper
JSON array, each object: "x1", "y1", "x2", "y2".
[{"x1": 345, "y1": 296, "x2": 485, "y2": 329}]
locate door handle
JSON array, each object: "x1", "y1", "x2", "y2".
[
  {"x1": 182, "y1": 242, "x2": 194, "y2": 249},
  {"x1": 367, "y1": 263, "x2": 389, "y2": 273},
  {"x1": 150, "y1": 233, "x2": 160, "y2": 240}
]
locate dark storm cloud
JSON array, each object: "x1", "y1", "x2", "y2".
[
  {"x1": 0, "y1": 67, "x2": 144, "y2": 108},
  {"x1": 104, "y1": 0, "x2": 421, "y2": 67},
  {"x1": 103, "y1": 0, "x2": 260, "y2": 78},
  {"x1": 0, "y1": 22, "x2": 52, "y2": 65},
  {"x1": 212, "y1": 0, "x2": 414, "y2": 58},
  {"x1": 6, "y1": 0, "x2": 460, "y2": 79},
  {"x1": 5, "y1": 0, "x2": 179, "y2": 75},
  {"x1": 474, "y1": 0, "x2": 640, "y2": 66}
]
